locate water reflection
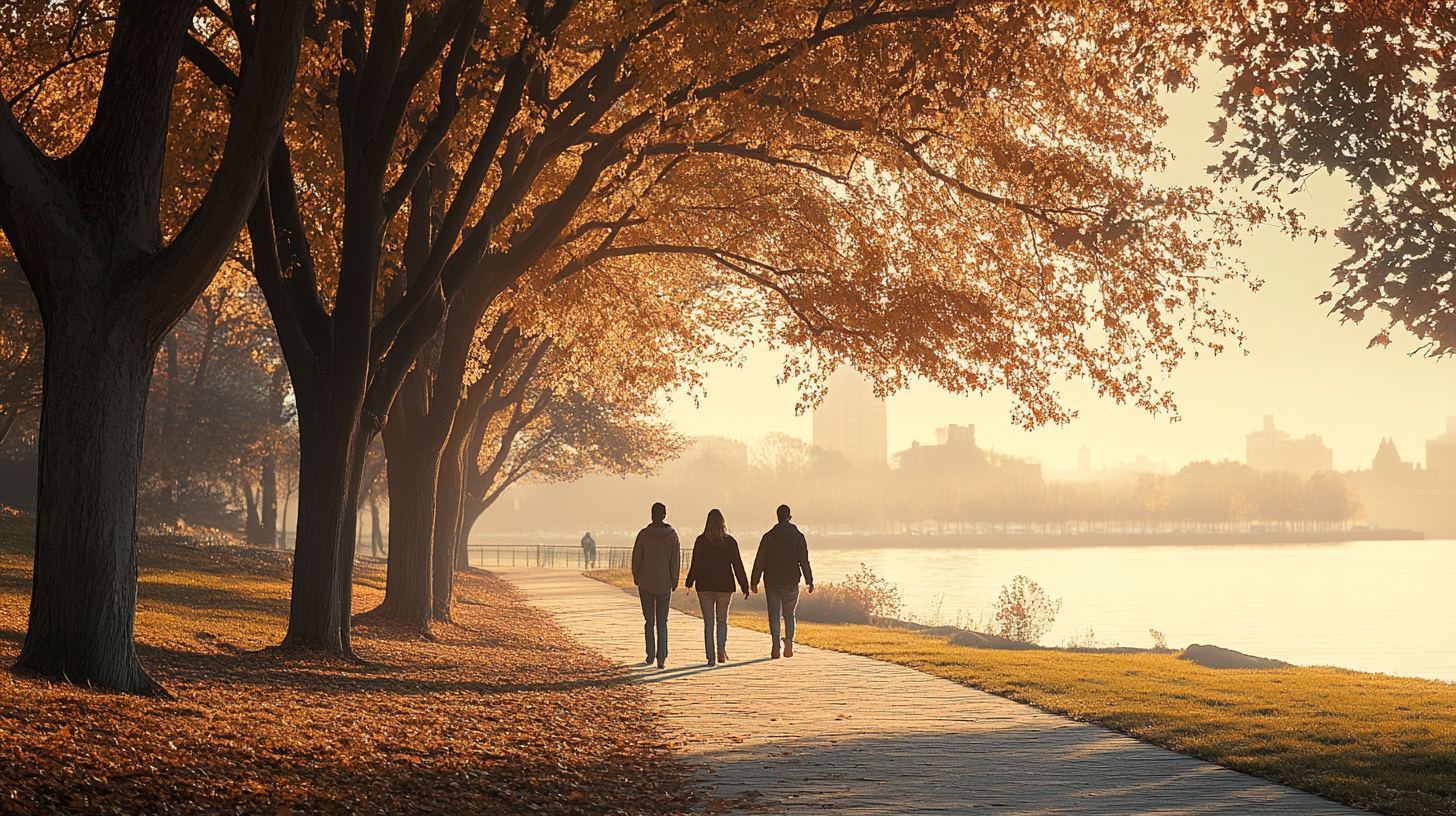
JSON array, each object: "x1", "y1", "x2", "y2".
[{"x1": 808, "y1": 539, "x2": 1456, "y2": 682}]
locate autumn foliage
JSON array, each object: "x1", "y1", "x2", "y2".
[
  {"x1": 0, "y1": 516, "x2": 699, "y2": 814},
  {"x1": 1213, "y1": 1, "x2": 1456, "y2": 354}
]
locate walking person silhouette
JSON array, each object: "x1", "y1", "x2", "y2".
[
  {"x1": 631, "y1": 502, "x2": 680, "y2": 669},
  {"x1": 580, "y1": 531, "x2": 597, "y2": 569},
  {"x1": 684, "y1": 509, "x2": 750, "y2": 666},
  {"x1": 750, "y1": 504, "x2": 813, "y2": 658}
]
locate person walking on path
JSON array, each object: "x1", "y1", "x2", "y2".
[
  {"x1": 632, "y1": 503, "x2": 681, "y2": 669},
  {"x1": 580, "y1": 531, "x2": 597, "y2": 569},
  {"x1": 750, "y1": 504, "x2": 813, "y2": 659},
  {"x1": 684, "y1": 509, "x2": 750, "y2": 666}
]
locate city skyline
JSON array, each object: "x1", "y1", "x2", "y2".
[{"x1": 659, "y1": 67, "x2": 1456, "y2": 473}]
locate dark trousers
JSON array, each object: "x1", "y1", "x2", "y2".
[{"x1": 639, "y1": 588, "x2": 671, "y2": 661}]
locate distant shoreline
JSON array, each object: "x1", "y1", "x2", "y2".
[
  {"x1": 800, "y1": 529, "x2": 1427, "y2": 549},
  {"x1": 471, "y1": 528, "x2": 1430, "y2": 550}
]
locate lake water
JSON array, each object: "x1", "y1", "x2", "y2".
[{"x1": 808, "y1": 539, "x2": 1456, "y2": 683}]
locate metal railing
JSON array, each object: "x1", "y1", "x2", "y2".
[{"x1": 466, "y1": 544, "x2": 692, "y2": 573}]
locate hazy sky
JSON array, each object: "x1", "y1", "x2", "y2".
[{"x1": 661, "y1": 68, "x2": 1456, "y2": 473}]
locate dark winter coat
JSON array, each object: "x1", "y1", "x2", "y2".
[{"x1": 685, "y1": 535, "x2": 749, "y2": 594}]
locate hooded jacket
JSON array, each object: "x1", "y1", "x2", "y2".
[
  {"x1": 631, "y1": 522, "x2": 681, "y2": 595},
  {"x1": 751, "y1": 521, "x2": 813, "y2": 588}
]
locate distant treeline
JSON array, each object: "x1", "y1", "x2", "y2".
[{"x1": 484, "y1": 434, "x2": 1361, "y2": 536}]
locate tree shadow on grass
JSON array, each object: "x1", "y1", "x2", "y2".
[
  {"x1": 9, "y1": 731, "x2": 698, "y2": 816},
  {"x1": 136, "y1": 578, "x2": 292, "y2": 616},
  {"x1": 132, "y1": 637, "x2": 638, "y2": 698}
]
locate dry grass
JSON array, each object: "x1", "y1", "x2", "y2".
[
  {"x1": 589, "y1": 568, "x2": 1456, "y2": 816},
  {"x1": 1, "y1": 519, "x2": 702, "y2": 815}
]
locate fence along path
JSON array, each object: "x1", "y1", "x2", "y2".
[
  {"x1": 495, "y1": 567, "x2": 1362, "y2": 815},
  {"x1": 467, "y1": 544, "x2": 693, "y2": 573}
]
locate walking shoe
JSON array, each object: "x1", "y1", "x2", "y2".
[
  {"x1": 783, "y1": 639, "x2": 794, "y2": 658},
  {"x1": 770, "y1": 647, "x2": 781, "y2": 659},
  {"x1": 717, "y1": 649, "x2": 728, "y2": 664},
  {"x1": 656, "y1": 659, "x2": 666, "y2": 669}
]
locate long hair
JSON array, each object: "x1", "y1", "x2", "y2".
[{"x1": 703, "y1": 508, "x2": 728, "y2": 545}]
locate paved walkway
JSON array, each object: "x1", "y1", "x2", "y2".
[{"x1": 495, "y1": 568, "x2": 1363, "y2": 815}]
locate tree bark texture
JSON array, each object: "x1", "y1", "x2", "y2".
[
  {"x1": 375, "y1": 414, "x2": 442, "y2": 630},
  {"x1": 281, "y1": 408, "x2": 356, "y2": 652},
  {"x1": 431, "y1": 420, "x2": 470, "y2": 620},
  {"x1": 0, "y1": 0, "x2": 305, "y2": 693},
  {"x1": 17, "y1": 315, "x2": 160, "y2": 693}
]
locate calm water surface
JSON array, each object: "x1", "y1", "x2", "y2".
[{"x1": 808, "y1": 539, "x2": 1456, "y2": 683}]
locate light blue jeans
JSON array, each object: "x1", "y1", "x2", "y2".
[
  {"x1": 765, "y1": 586, "x2": 800, "y2": 649},
  {"x1": 697, "y1": 590, "x2": 733, "y2": 662}
]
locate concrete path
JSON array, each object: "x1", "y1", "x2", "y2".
[{"x1": 495, "y1": 568, "x2": 1363, "y2": 815}]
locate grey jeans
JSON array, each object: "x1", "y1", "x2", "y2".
[
  {"x1": 696, "y1": 590, "x2": 733, "y2": 662},
  {"x1": 639, "y1": 588, "x2": 670, "y2": 661}
]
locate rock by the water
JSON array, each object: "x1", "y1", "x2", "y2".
[
  {"x1": 949, "y1": 630, "x2": 1043, "y2": 651},
  {"x1": 1179, "y1": 643, "x2": 1289, "y2": 670}
]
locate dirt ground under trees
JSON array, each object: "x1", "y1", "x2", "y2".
[{"x1": 0, "y1": 518, "x2": 698, "y2": 815}]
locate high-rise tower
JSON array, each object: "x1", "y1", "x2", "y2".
[{"x1": 811, "y1": 368, "x2": 887, "y2": 468}]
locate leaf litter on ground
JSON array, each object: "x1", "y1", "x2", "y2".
[{"x1": 0, "y1": 517, "x2": 701, "y2": 815}]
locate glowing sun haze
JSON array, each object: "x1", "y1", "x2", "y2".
[{"x1": 661, "y1": 68, "x2": 1456, "y2": 474}]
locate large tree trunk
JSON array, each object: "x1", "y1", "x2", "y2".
[
  {"x1": 16, "y1": 314, "x2": 162, "y2": 695},
  {"x1": 336, "y1": 432, "x2": 369, "y2": 657},
  {"x1": 454, "y1": 493, "x2": 471, "y2": 571},
  {"x1": 372, "y1": 419, "x2": 440, "y2": 630},
  {"x1": 281, "y1": 408, "x2": 359, "y2": 652},
  {"x1": 1, "y1": 0, "x2": 304, "y2": 694},
  {"x1": 432, "y1": 423, "x2": 469, "y2": 621}
]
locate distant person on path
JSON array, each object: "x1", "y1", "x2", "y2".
[
  {"x1": 684, "y1": 509, "x2": 750, "y2": 666},
  {"x1": 632, "y1": 502, "x2": 681, "y2": 669},
  {"x1": 750, "y1": 504, "x2": 814, "y2": 658},
  {"x1": 580, "y1": 531, "x2": 597, "y2": 569}
]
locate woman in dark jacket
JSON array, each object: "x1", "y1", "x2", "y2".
[{"x1": 684, "y1": 508, "x2": 750, "y2": 666}]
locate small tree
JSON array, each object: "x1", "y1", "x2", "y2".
[{"x1": 994, "y1": 575, "x2": 1063, "y2": 644}]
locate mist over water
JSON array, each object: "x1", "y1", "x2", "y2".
[{"x1": 807, "y1": 539, "x2": 1456, "y2": 682}]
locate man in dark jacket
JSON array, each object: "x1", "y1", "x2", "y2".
[
  {"x1": 632, "y1": 503, "x2": 681, "y2": 668},
  {"x1": 750, "y1": 504, "x2": 813, "y2": 658}
]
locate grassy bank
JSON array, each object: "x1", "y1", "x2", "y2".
[
  {"x1": 590, "y1": 569, "x2": 1456, "y2": 816},
  {"x1": 0, "y1": 518, "x2": 706, "y2": 815}
]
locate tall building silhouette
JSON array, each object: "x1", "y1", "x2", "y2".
[
  {"x1": 1427, "y1": 416, "x2": 1456, "y2": 483},
  {"x1": 812, "y1": 368, "x2": 887, "y2": 469},
  {"x1": 1245, "y1": 415, "x2": 1332, "y2": 475}
]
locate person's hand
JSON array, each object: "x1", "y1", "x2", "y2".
[
  {"x1": 750, "y1": 585, "x2": 758, "y2": 594},
  {"x1": 807, "y1": 583, "x2": 814, "y2": 594}
]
